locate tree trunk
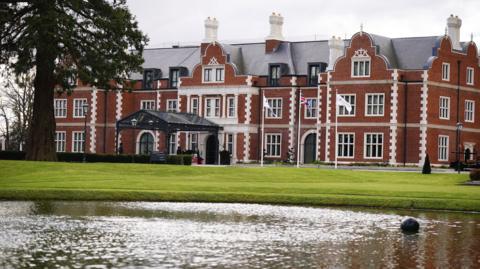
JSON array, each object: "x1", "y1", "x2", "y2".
[{"x1": 25, "y1": 2, "x2": 57, "y2": 161}]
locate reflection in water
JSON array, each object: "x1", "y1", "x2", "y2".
[{"x1": 0, "y1": 201, "x2": 479, "y2": 268}]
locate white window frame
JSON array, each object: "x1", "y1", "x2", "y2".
[
  {"x1": 304, "y1": 98, "x2": 317, "y2": 119},
  {"x1": 140, "y1": 100, "x2": 155, "y2": 110},
  {"x1": 337, "y1": 94, "x2": 356, "y2": 117},
  {"x1": 337, "y1": 133, "x2": 355, "y2": 158},
  {"x1": 467, "y1": 67, "x2": 474, "y2": 86},
  {"x1": 442, "y1": 63, "x2": 450, "y2": 81},
  {"x1": 190, "y1": 97, "x2": 199, "y2": 115},
  {"x1": 351, "y1": 50, "x2": 371, "y2": 78},
  {"x1": 465, "y1": 100, "x2": 475, "y2": 123},
  {"x1": 265, "y1": 133, "x2": 282, "y2": 157},
  {"x1": 55, "y1": 131, "x2": 66, "y2": 152},
  {"x1": 365, "y1": 93, "x2": 385, "y2": 116},
  {"x1": 72, "y1": 131, "x2": 85, "y2": 153},
  {"x1": 73, "y1": 98, "x2": 87, "y2": 118},
  {"x1": 167, "y1": 99, "x2": 177, "y2": 113},
  {"x1": 168, "y1": 133, "x2": 177, "y2": 155},
  {"x1": 225, "y1": 133, "x2": 235, "y2": 156},
  {"x1": 205, "y1": 97, "x2": 220, "y2": 118},
  {"x1": 203, "y1": 65, "x2": 225, "y2": 83},
  {"x1": 54, "y1": 99, "x2": 67, "y2": 118},
  {"x1": 266, "y1": 98, "x2": 282, "y2": 119},
  {"x1": 438, "y1": 135, "x2": 449, "y2": 161},
  {"x1": 439, "y1": 96, "x2": 450, "y2": 120},
  {"x1": 364, "y1": 133, "x2": 383, "y2": 159},
  {"x1": 227, "y1": 96, "x2": 236, "y2": 118},
  {"x1": 187, "y1": 132, "x2": 198, "y2": 151}
]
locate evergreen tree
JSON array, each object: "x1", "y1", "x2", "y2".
[
  {"x1": 0, "y1": 0, "x2": 147, "y2": 160},
  {"x1": 422, "y1": 154, "x2": 431, "y2": 174}
]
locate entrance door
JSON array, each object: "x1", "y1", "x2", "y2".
[
  {"x1": 139, "y1": 132, "x2": 154, "y2": 155},
  {"x1": 205, "y1": 135, "x2": 218, "y2": 164},
  {"x1": 304, "y1": 133, "x2": 316, "y2": 164}
]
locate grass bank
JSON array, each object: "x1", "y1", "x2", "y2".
[{"x1": 0, "y1": 160, "x2": 478, "y2": 212}]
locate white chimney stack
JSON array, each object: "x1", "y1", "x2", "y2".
[
  {"x1": 265, "y1": 12, "x2": 284, "y2": 41},
  {"x1": 203, "y1": 17, "x2": 218, "y2": 43},
  {"x1": 447, "y1": 14, "x2": 462, "y2": 50},
  {"x1": 328, "y1": 36, "x2": 345, "y2": 70}
]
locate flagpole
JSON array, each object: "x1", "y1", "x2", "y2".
[
  {"x1": 261, "y1": 95, "x2": 265, "y2": 167},
  {"x1": 335, "y1": 91, "x2": 338, "y2": 169},
  {"x1": 296, "y1": 89, "x2": 302, "y2": 168}
]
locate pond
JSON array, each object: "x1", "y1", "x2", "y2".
[{"x1": 0, "y1": 201, "x2": 479, "y2": 268}]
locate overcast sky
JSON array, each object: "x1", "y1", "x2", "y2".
[{"x1": 127, "y1": 0, "x2": 479, "y2": 48}]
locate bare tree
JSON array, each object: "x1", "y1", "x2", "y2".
[{"x1": 0, "y1": 67, "x2": 34, "y2": 151}]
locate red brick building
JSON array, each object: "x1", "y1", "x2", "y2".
[{"x1": 54, "y1": 14, "x2": 480, "y2": 166}]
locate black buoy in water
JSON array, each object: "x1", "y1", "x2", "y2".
[{"x1": 401, "y1": 218, "x2": 420, "y2": 233}]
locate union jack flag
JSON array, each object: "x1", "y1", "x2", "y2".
[{"x1": 300, "y1": 95, "x2": 307, "y2": 105}]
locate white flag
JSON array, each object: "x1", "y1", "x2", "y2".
[
  {"x1": 336, "y1": 94, "x2": 352, "y2": 112},
  {"x1": 263, "y1": 95, "x2": 271, "y2": 109}
]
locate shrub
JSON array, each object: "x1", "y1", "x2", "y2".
[
  {"x1": 219, "y1": 150, "x2": 230, "y2": 165},
  {"x1": 470, "y1": 169, "x2": 480, "y2": 181},
  {"x1": 166, "y1": 155, "x2": 183, "y2": 165},
  {"x1": 422, "y1": 154, "x2": 431, "y2": 174},
  {"x1": 181, "y1": 154, "x2": 192, "y2": 165},
  {"x1": 0, "y1": 151, "x2": 26, "y2": 160}
]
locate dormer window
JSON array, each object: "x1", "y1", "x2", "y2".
[
  {"x1": 203, "y1": 68, "x2": 212, "y2": 82},
  {"x1": 351, "y1": 49, "x2": 370, "y2": 78},
  {"x1": 170, "y1": 68, "x2": 179, "y2": 88},
  {"x1": 308, "y1": 63, "x2": 327, "y2": 86},
  {"x1": 143, "y1": 68, "x2": 161, "y2": 89},
  {"x1": 269, "y1": 65, "x2": 281, "y2": 86},
  {"x1": 203, "y1": 66, "x2": 224, "y2": 83}
]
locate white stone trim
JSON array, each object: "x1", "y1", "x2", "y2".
[
  {"x1": 288, "y1": 87, "x2": 296, "y2": 151},
  {"x1": 418, "y1": 70, "x2": 429, "y2": 166},
  {"x1": 246, "y1": 75, "x2": 253, "y2": 86},
  {"x1": 325, "y1": 72, "x2": 332, "y2": 162},
  {"x1": 316, "y1": 75, "x2": 322, "y2": 159},
  {"x1": 115, "y1": 91, "x2": 123, "y2": 146},
  {"x1": 178, "y1": 86, "x2": 259, "y2": 96},
  {"x1": 243, "y1": 132, "x2": 250, "y2": 162},
  {"x1": 89, "y1": 88, "x2": 98, "y2": 153},
  {"x1": 245, "y1": 93, "x2": 252, "y2": 124},
  {"x1": 135, "y1": 130, "x2": 156, "y2": 154},
  {"x1": 388, "y1": 69, "x2": 398, "y2": 164}
]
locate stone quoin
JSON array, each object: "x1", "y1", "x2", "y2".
[{"x1": 53, "y1": 14, "x2": 480, "y2": 166}]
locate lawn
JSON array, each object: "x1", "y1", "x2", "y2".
[{"x1": 0, "y1": 160, "x2": 479, "y2": 212}]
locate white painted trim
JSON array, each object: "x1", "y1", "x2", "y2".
[
  {"x1": 337, "y1": 93, "x2": 356, "y2": 117},
  {"x1": 389, "y1": 69, "x2": 398, "y2": 164},
  {"x1": 288, "y1": 88, "x2": 296, "y2": 151},
  {"x1": 265, "y1": 97, "x2": 283, "y2": 119},
  {"x1": 439, "y1": 96, "x2": 450, "y2": 120},
  {"x1": 135, "y1": 130, "x2": 156, "y2": 154},
  {"x1": 178, "y1": 86, "x2": 259, "y2": 96},
  {"x1": 264, "y1": 133, "x2": 282, "y2": 158},
  {"x1": 325, "y1": 72, "x2": 332, "y2": 162},
  {"x1": 140, "y1": 99, "x2": 156, "y2": 110},
  {"x1": 336, "y1": 132, "x2": 355, "y2": 159},
  {"x1": 316, "y1": 75, "x2": 322, "y2": 160},
  {"x1": 441, "y1": 62, "x2": 450, "y2": 81},
  {"x1": 245, "y1": 93, "x2": 252, "y2": 124},
  {"x1": 466, "y1": 67, "x2": 474, "y2": 86},
  {"x1": 54, "y1": 99, "x2": 67, "y2": 118},
  {"x1": 437, "y1": 135, "x2": 449, "y2": 161},
  {"x1": 465, "y1": 99, "x2": 475, "y2": 123},
  {"x1": 54, "y1": 131, "x2": 67, "y2": 152},
  {"x1": 304, "y1": 98, "x2": 317, "y2": 119},
  {"x1": 243, "y1": 132, "x2": 250, "y2": 161},
  {"x1": 363, "y1": 132, "x2": 384, "y2": 159},
  {"x1": 418, "y1": 70, "x2": 429, "y2": 166},
  {"x1": 115, "y1": 91, "x2": 123, "y2": 147},
  {"x1": 89, "y1": 88, "x2": 97, "y2": 153},
  {"x1": 364, "y1": 93, "x2": 385, "y2": 117},
  {"x1": 226, "y1": 96, "x2": 236, "y2": 118},
  {"x1": 71, "y1": 131, "x2": 85, "y2": 153},
  {"x1": 166, "y1": 99, "x2": 178, "y2": 113},
  {"x1": 73, "y1": 98, "x2": 87, "y2": 118},
  {"x1": 204, "y1": 97, "x2": 221, "y2": 118}
]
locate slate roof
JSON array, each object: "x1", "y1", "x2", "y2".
[{"x1": 132, "y1": 33, "x2": 444, "y2": 79}]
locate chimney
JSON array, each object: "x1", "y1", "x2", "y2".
[
  {"x1": 203, "y1": 17, "x2": 218, "y2": 43},
  {"x1": 265, "y1": 12, "x2": 284, "y2": 53},
  {"x1": 447, "y1": 14, "x2": 462, "y2": 50},
  {"x1": 327, "y1": 36, "x2": 345, "y2": 71}
]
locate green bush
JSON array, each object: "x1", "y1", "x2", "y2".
[
  {"x1": 422, "y1": 154, "x2": 431, "y2": 174},
  {"x1": 0, "y1": 151, "x2": 26, "y2": 160},
  {"x1": 182, "y1": 155, "x2": 192, "y2": 165},
  {"x1": 470, "y1": 169, "x2": 480, "y2": 181}
]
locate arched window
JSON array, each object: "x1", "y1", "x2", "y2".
[{"x1": 139, "y1": 132, "x2": 154, "y2": 155}]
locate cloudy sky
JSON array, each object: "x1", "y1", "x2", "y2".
[{"x1": 127, "y1": 0, "x2": 479, "y2": 48}]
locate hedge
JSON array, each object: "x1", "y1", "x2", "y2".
[{"x1": 0, "y1": 151, "x2": 191, "y2": 165}]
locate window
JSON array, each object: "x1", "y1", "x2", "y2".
[
  {"x1": 72, "y1": 131, "x2": 85, "y2": 153},
  {"x1": 141, "y1": 100, "x2": 155, "y2": 110},
  {"x1": 226, "y1": 133, "x2": 234, "y2": 154},
  {"x1": 227, "y1": 97, "x2": 236, "y2": 118},
  {"x1": 364, "y1": 133, "x2": 383, "y2": 159},
  {"x1": 170, "y1": 69, "x2": 179, "y2": 88},
  {"x1": 143, "y1": 69, "x2": 160, "y2": 89},
  {"x1": 269, "y1": 65, "x2": 281, "y2": 86},
  {"x1": 67, "y1": 74, "x2": 77, "y2": 87},
  {"x1": 351, "y1": 50, "x2": 371, "y2": 77},
  {"x1": 191, "y1": 98, "x2": 199, "y2": 114},
  {"x1": 138, "y1": 132, "x2": 154, "y2": 155},
  {"x1": 55, "y1": 131, "x2": 66, "y2": 152},
  {"x1": 54, "y1": 99, "x2": 67, "y2": 118},
  {"x1": 467, "y1": 67, "x2": 474, "y2": 85},
  {"x1": 205, "y1": 97, "x2": 220, "y2": 118},
  {"x1": 442, "y1": 63, "x2": 450, "y2": 81},
  {"x1": 365, "y1": 94, "x2": 384, "y2": 116},
  {"x1": 308, "y1": 64, "x2": 320, "y2": 86},
  {"x1": 265, "y1": 134, "x2": 281, "y2": 157},
  {"x1": 73, "y1": 99, "x2": 87, "y2": 118},
  {"x1": 203, "y1": 68, "x2": 212, "y2": 82},
  {"x1": 337, "y1": 133, "x2": 354, "y2": 158},
  {"x1": 215, "y1": 68, "x2": 224, "y2": 82},
  {"x1": 305, "y1": 98, "x2": 317, "y2": 118},
  {"x1": 438, "y1": 135, "x2": 449, "y2": 161},
  {"x1": 188, "y1": 133, "x2": 198, "y2": 151},
  {"x1": 337, "y1": 95, "x2": 355, "y2": 116},
  {"x1": 168, "y1": 133, "x2": 177, "y2": 155},
  {"x1": 465, "y1": 100, "x2": 475, "y2": 122},
  {"x1": 266, "y1": 98, "x2": 282, "y2": 118},
  {"x1": 439, "y1": 96, "x2": 450, "y2": 120},
  {"x1": 167, "y1": 99, "x2": 177, "y2": 113}
]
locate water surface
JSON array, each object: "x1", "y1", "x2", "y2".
[{"x1": 0, "y1": 201, "x2": 479, "y2": 268}]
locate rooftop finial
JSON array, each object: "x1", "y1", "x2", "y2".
[
  {"x1": 360, "y1": 22, "x2": 363, "y2": 32},
  {"x1": 445, "y1": 27, "x2": 448, "y2": 36},
  {"x1": 471, "y1": 33, "x2": 474, "y2": 43}
]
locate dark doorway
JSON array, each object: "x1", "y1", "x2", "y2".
[
  {"x1": 304, "y1": 133, "x2": 316, "y2": 164},
  {"x1": 206, "y1": 135, "x2": 218, "y2": 164},
  {"x1": 139, "y1": 132, "x2": 154, "y2": 155}
]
